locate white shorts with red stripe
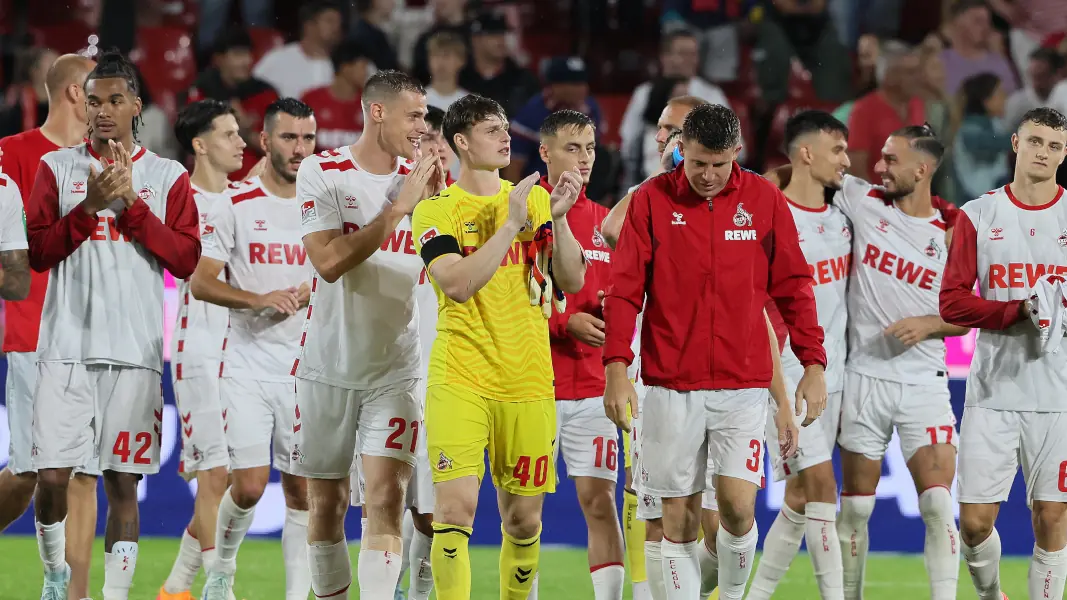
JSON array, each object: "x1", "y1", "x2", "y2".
[
  {"x1": 220, "y1": 377, "x2": 298, "y2": 474},
  {"x1": 174, "y1": 374, "x2": 229, "y2": 480}
]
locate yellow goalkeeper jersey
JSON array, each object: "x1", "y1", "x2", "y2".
[{"x1": 412, "y1": 180, "x2": 555, "y2": 401}]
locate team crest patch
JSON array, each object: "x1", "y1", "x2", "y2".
[
  {"x1": 841, "y1": 225, "x2": 851, "y2": 240},
  {"x1": 733, "y1": 202, "x2": 753, "y2": 227},
  {"x1": 1059, "y1": 229, "x2": 1067, "y2": 248},
  {"x1": 592, "y1": 226, "x2": 605, "y2": 248},
  {"x1": 925, "y1": 237, "x2": 942, "y2": 259},
  {"x1": 290, "y1": 444, "x2": 304, "y2": 464},
  {"x1": 436, "y1": 451, "x2": 453, "y2": 471},
  {"x1": 138, "y1": 185, "x2": 155, "y2": 201},
  {"x1": 300, "y1": 200, "x2": 317, "y2": 226}
]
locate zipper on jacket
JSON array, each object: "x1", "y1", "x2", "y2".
[{"x1": 708, "y1": 198, "x2": 715, "y2": 381}]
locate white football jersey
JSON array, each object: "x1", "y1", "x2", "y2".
[
  {"x1": 416, "y1": 267, "x2": 437, "y2": 377},
  {"x1": 779, "y1": 199, "x2": 851, "y2": 393},
  {"x1": 835, "y1": 175, "x2": 951, "y2": 384},
  {"x1": 171, "y1": 184, "x2": 230, "y2": 381},
  {"x1": 0, "y1": 173, "x2": 27, "y2": 252},
  {"x1": 949, "y1": 185, "x2": 1067, "y2": 411},
  {"x1": 201, "y1": 177, "x2": 313, "y2": 382},
  {"x1": 293, "y1": 146, "x2": 423, "y2": 389}
]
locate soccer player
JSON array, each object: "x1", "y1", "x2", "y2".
[
  {"x1": 190, "y1": 98, "x2": 317, "y2": 600},
  {"x1": 534, "y1": 109, "x2": 625, "y2": 600},
  {"x1": 157, "y1": 99, "x2": 248, "y2": 600},
  {"x1": 748, "y1": 111, "x2": 850, "y2": 600},
  {"x1": 0, "y1": 51, "x2": 98, "y2": 600},
  {"x1": 831, "y1": 126, "x2": 967, "y2": 600},
  {"x1": 26, "y1": 50, "x2": 200, "y2": 600},
  {"x1": 291, "y1": 70, "x2": 441, "y2": 600},
  {"x1": 602, "y1": 103, "x2": 825, "y2": 600},
  {"x1": 411, "y1": 94, "x2": 588, "y2": 600},
  {"x1": 940, "y1": 107, "x2": 1067, "y2": 600},
  {"x1": 0, "y1": 170, "x2": 30, "y2": 301}
]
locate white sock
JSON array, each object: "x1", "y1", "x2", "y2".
[
  {"x1": 102, "y1": 541, "x2": 138, "y2": 600},
  {"x1": 918, "y1": 487, "x2": 959, "y2": 600},
  {"x1": 527, "y1": 573, "x2": 539, "y2": 599},
  {"x1": 408, "y1": 528, "x2": 434, "y2": 600},
  {"x1": 696, "y1": 538, "x2": 719, "y2": 597},
  {"x1": 645, "y1": 541, "x2": 668, "y2": 600},
  {"x1": 962, "y1": 528, "x2": 1002, "y2": 600},
  {"x1": 357, "y1": 546, "x2": 403, "y2": 597},
  {"x1": 400, "y1": 511, "x2": 414, "y2": 582},
  {"x1": 747, "y1": 504, "x2": 805, "y2": 600},
  {"x1": 36, "y1": 519, "x2": 67, "y2": 573},
  {"x1": 163, "y1": 528, "x2": 202, "y2": 593},
  {"x1": 632, "y1": 580, "x2": 652, "y2": 600},
  {"x1": 308, "y1": 539, "x2": 352, "y2": 599},
  {"x1": 838, "y1": 494, "x2": 875, "y2": 600},
  {"x1": 214, "y1": 489, "x2": 256, "y2": 575},
  {"x1": 201, "y1": 548, "x2": 218, "y2": 576},
  {"x1": 591, "y1": 563, "x2": 625, "y2": 600},
  {"x1": 283, "y1": 508, "x2": 312, "y2": 600},
  {"x1": 806, "y1": 502, "x2": 845, "y2": 600},
  {"x1": 661, "y1": 538, "x2": 700, "y2": 599},
  {"x1": 716, "y1": 523, "x2": 758, "y2": 600},
  {"x1": 1030, "y1": 545, "x2": 1067, "y2": 600}
]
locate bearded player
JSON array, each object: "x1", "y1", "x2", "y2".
[{"x1": 411, "y1": 94, "x2": 587, "y2": 600}]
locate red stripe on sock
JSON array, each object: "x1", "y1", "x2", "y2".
[
  {"x1": 718, "y1": 522, "x2": 754, "y2": 537},
  {"x1": 920, "y1": 484, "x2": 951, "y2": 494},
  {"x1": 200, "y1": 546, "x2": 215, "y2": 552},
  {"x1": 186, "y1": 526, "x2": 198, "y2": 540},
  {"x1": 590, "y1": 562, "x2": 624, "y2": 573},
  {"x1": 839, "y1": 492, "x2": 875, "y2": 497},
  {"x1": 662, "y1": 536, "x2": 698, "y2": 544},
  {"x1": 315, "y1": 584, "x2": 350, "y2": 598}
]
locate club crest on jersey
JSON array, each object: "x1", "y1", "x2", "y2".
[
  {"x1": 71, "y1": 180, "x2": 86, "y2": 194},
  {"x1": 420, "y1": 227, "x2": 439, "y2": 245},
  {"x1": 290, "y1": 444, "x2": 304, "y2": 464},
  {"x1": 137, "y1": 184, "x2": 155, "y2": 201},
  {"x1": 300, "y1": 200, "x2": 317, "y2": 226},
  {"x1": 733, "y1": 203, "x2": 753, "y2": 227},
  {"x1": 841, "y1": 225, "x2": 852, "y2": 240},
  {"x1": 1059, "y1": 229, "x2": 1067, "y2": 248},
  {"x1": 817, "y1": 224, "x2": 825, "y2": 234},
  {"x1": 671, "y1": 211, "x2": 686, "y2": 225},
  {"x1": 990, "y1": 227, "x2": 1004, "y2": 241},
  {"x1": 925, "y1": 238, "x2": 942, "y2": 259},
  {"x1": 592, "y1": 226, "x2": 605, "y2": 248},
  {"x1": 254, "y1": 219, "x2": 267, "y2": 231},
  {"x1": 344, "y1": 195, "x2": 358, "y2": 209},
  {"x1": 876, "y1": 218, "x2": 890, "y2": 233},
  {"x1": 437, "y1": 451, "x2": 453, "y2": 471}
]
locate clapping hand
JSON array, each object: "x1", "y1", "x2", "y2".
[
  {"x1": 550, "y1": 169, "x2": 582, "y2": 219},
  {"x1": 507, "y1": 173, "x2": 540, "y2": 231}
]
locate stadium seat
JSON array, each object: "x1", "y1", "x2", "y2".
[
  {"x1": 248, "y1": 27, "x2": 285, "y2": 62},
  {"x1": 131, "y1": 25, "x2": 196, "y2": 99},
  {"x1": 595, "y1": 93, "x2": 630, "y2": 149},
  {"x1": 30, "y1": 22, "x2": 98, "y2": 55}
]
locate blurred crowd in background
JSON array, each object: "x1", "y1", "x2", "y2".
[{"x1": 1, "y1": 0, "x2": 1067, "y2": 207}]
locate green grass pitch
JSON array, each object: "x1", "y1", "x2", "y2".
[{"x1": 0, "y1": 536, "x2": 1032, "y2": 599}]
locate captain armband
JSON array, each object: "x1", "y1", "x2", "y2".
[{"x1": 419, "y1": 234, "x2": 462, "y2": 267}]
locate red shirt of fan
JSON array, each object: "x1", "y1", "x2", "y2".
[{"x1": 300, "y1": 86, "x2": 364, "y2": 151}]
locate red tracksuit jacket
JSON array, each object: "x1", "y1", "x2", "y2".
[
  {"x1": 603, "y1": 163, "x2": 826, "y2": 391},
  {"x1": 542, "y1": 178, "x2": 612, "y2": 400}
]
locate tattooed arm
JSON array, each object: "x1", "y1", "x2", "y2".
[{"x1": 0, "y1": 249, "x2": 30, "y2": 300}]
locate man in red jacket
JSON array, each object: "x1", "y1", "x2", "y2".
[
  {"x1": 603, "y1": 103, "x2": 828, "y2": 600},
  {"x1": 538, "y1": 110, "x2": 625, "y2": 599}
]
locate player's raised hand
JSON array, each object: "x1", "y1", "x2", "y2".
[
  {"x1": 82, "y1": 162, "x2": 125, "y2": 214},
  {"x1": 773, "y1": 402, "x2": 799, "y2": 459},
  {"x1": 507, "y1": 172, "x2": 540, "y2": 230},
  {"x1": 795, "y1": 365, "x2": 827, "y2": 427},
  {"x1": 109, "y1": 140, "x2": 137, "y2": 207},
  {"x1": 603, "y1": 364, "x2": 636, "y2": 433},
  {"x1": 550, "y1": 168, "x2": 582, "y2": 219},
  {"x1": 254, "y1": 288, "x2": 301, "y2": 316},
  {"x1": 393, "y1": 153, "x2": 438, "y2": 215}
]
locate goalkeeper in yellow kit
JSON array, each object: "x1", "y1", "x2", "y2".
[{"x1": 411, "y1": 94, "x2": 588, "y2": 600}]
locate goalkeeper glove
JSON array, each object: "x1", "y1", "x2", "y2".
[{"x1": 527, "y1": 221, "x2": 566, "y2": 319}]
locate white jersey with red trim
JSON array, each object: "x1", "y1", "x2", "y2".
[
  {"x1": 0, "y1": 173, "x2": 27, "y2": 252},
  {"x1": 780, "y1": 199, "x2": 851, "y2": 393},
  {"x1": 951, "y1": 185, "x2": 1067, "y2": 412},
  {"x1": 171, "y1": 184, "x2": 229, "y2": 380},
  {"x1": 201, "y1": 177, "x2": 313, "y2": 382},
  {"x1": 293, "y1": 146, "x2": 423, "y2": 389},
  {"x1": 835, "y1": 175, "x2": 951, "y2": 384},
  {"x1": 416, "y1": 269, "x2": 437, "y2": 376}
]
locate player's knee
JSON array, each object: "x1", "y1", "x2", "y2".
[
  {"x1": 5, "y1": 471, "x2": 38, "y2": 499},
  {"x1": 198, "y1": 467, "x2": 229, "y2": 497},
  {"x1": 231, "y1": 474, "x2": 268, "y2": 507},
  {"x1": 1032, "y1": 502, "x2": 1067, "y2": 540},
  {"x1": 36, "y1": 468, "x2": 72, "y2": 495},
  {"x1": 102, "y1": 471, "x2": 140, "y2": 507},
  {"x1": 958, "y1": 509, "x2": 996, "y2": 546},
  {"x1": 577, "y1": 483, "x2": 617, "y2": 523},
  {"x1": 717, "y1": 497, "x2": 754, "y2": 533},
  {"x1": 801, "y1": 464, "x2": 838, "y2": 504},
  {"x1": 918, "y1": 485, "x2": 954, "y2": 525},
  {"x1": 363, "y1": 492, "x2": 405, "y2": 528},
  {"x1": 500, "y1": 502, "x2": 543, "y2": 539},
  {"x1": 308, "y1": 486, "x2": 349, "y2": 524},
  {"x1": 281, "y1": 477, "x2": 309, "y2": 511},
  {"x1": 783, "y1": 481, "x2": 808, "y2": 512},
  {"x1": 645, "y1": 518, "x2": 664, "y2": 542}
]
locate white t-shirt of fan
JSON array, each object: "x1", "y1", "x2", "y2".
[
  {"x1": 779, "y1": 198, "x2": 851, "y2": 393},
  {"x1": 171, "y1": 184, "x2": 229, "y2": 380},
  {"x1": 835, "y1": 175, "x2": 951, "y2": 384},
  {"x1": 201, "y1": 177, "x2": 313, "y2": 382},
  {"x1": 293, "y1": 146, "x2": 424, "y2": 390}
]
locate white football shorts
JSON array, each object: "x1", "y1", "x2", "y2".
[
  {"x1": 291, "y1": 377, "x2": 422, "y2": 479},
  {"x1": 32, "y1": 362, "x2": 162, "y2": 474},
  {"x1": 555, "y1": 397, "x2": 621, "y2": 481},
  {"x1": 767, "y1": 387, "x2": 842, "y2": 482},
  {"x1": 958, "y1": 407, "x2": 1067, "y2": 506},
  {"x1": 219, "y1": 377, "x2": 297, "y2": 474},
  {"x1": 839, "y1": 371, "x2": 957, "y2": 462},
  {"x1": 174, "y1": 374, "x2": 228, "y2": 479}
]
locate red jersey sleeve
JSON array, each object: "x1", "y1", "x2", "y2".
[
  {"x1": 766, "y1": 188, "x2": 826, "y2": 367},
  {"x1": 25, "y1": 161, "x2": 98, "y2": 272},
  {"x1": 116, "y1": 171, "x2": 201, "y2": 279},
  {"x1": 939, "y1": 210, "x2": 1025, "y2": 329},
  {"x1": 603, "y1": 186, "x2": 653, "y2": 366}
]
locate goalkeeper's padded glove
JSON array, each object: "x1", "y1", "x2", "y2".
[{"x1": 527, "y1": 221, "x2": 566, "y2": 319}]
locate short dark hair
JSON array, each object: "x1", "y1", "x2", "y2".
[
  {"x1": 300, "y1": 0, "x2": 342, "y2": 27},
  {"x1": 681, "y1": 104, "x2": 740, "y2": 153},
  {"x1": 661, "y1": 29, "x2": 698, "y2": 54},
  {"x1": 1019, "y1": 107, "x2": 1067, "y2": 132},
  {"x1": 362, "y1": 70, "x2": 425, "y2": 105},
  {"x1": 960, "y1": 72, "x2": 1001, "y2": 116},
  {"x1": 426, "y1": 105, "x2": 446, "y2": 133},
  {"x1": 331, "y1": 41, "x2": 370, "y2": 73},
  {"x1": 84, "y1": 49, "x2": 143, "y2": 139},
  {"x1": 1030, "y1": 47, "x2": 1066, "y2": 72},
  {"x1": 264, "y1": 97, "x2": 314, "y2": 131},
  {"x1": 174, "y1": 99, "x2": 238, "y2": 154},
  {"x1": 784, "y1": 110, "x2": 849, "y2": 155},
  {"x1": 891, "y1": 123, "x2": 946, "y2": 167},
  {"x1": 539, "y1": 109, "x2": 595, "y2": 140},
  {"x1": 443, "y1": 94, "x2": 507, "y2": 154},
  {"x1": 949, "y1": 0, "x2": 988, "y2": 19},
  {"x1": 213, "y1": 27, "x2": 253, "y2": 55}
]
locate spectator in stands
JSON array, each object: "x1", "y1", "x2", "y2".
[
  {"x1": 252, "y1": 0, "x2": 343, "y2": 99},
  {"x1": 0, "y1": 47, "x2": 58, "y2": 138},
  {"x1": 134, "y1": 71, "x2": 179, "y2": 160},
  {"x1": 941, "y1": 0, "x2": 1018, "y2": 96},
  {"x1": 185, "y1": 28, "x2": 279, "y2": 180},
  {"x1": 660, "y1": 0, "x2": 756, "y2": 83},
  {"x1": 424, "y1": 31, "x2": 469, "y2": 109},
  {"x1": 1004, "y1": 47, "x2": 1065, "y2": 127},
  {"x1": 301, "y1": 42, "x2": 370, "y2": 151},
  {"x1": 755, "y1": 0, "x2": 852, "y2": 105},
  {"x1": 619, "y1": 29, "x2": 730, "y2": 187},
  {"x1": 952, "y1": 72, "x2": 1012, "y2": 202},
  {"x1": 458, "y1": 12, "x2": 540, "y2": 119},
  {"x1": 411, "y1": 0, "x2": 470, "y2": 85},
  {"x1": 918, "y1": 44, "x2": 959, "y2": 203},
  {"x1": 847, "y1": 41, "x2": 926, "y2": 181},
  {"x1": 197, "y1": 0, "x2": 273, "y2": 56},
  {"x1": 987, "y1": 0, "x2": 1067, "y2": 87},
  {"x1": 831, "y1": 33, "x2": 882, "y2": 124},
  {"x1": 350, "y1": 0, "x2": 400, "y2": 73},
  {"x1": 504, "y1": 56, "x2": 603, "y2": 182}
]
